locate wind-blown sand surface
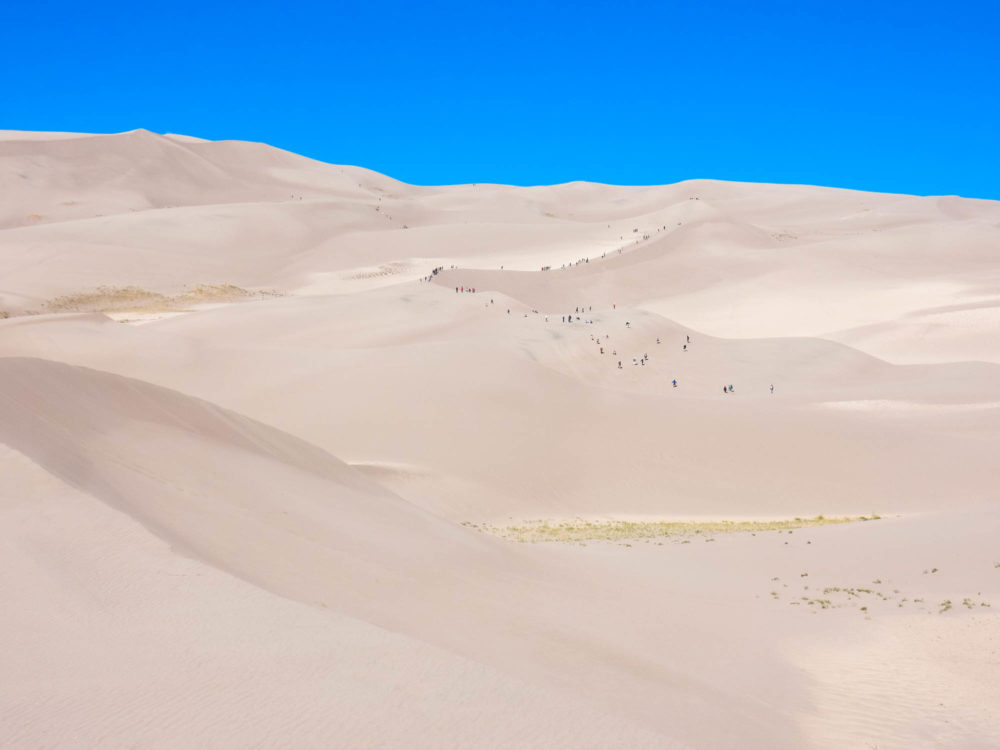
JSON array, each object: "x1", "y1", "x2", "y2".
[{"x1": 1, "y1": 130, "x2": 998, "y2": 749}]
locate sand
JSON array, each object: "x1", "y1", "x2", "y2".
[{"x1": 1, "y1": 129, "x2": 998, "y2": 749}]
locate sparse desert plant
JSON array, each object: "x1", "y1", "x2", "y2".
[
  {"x1": 476, "y1": 514, "x2": 873, "y2": 543},
  {"x1": 46, "y1": 285, "x2": 168, "y2": 312},
  {"x1": 44, "y1": 283, "x2": 277, "y2": 314}
]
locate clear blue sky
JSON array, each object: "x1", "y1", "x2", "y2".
[{"x1": 4, "y1": 1, "x2": 999, "y2": 198}]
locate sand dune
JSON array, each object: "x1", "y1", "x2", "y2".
[{"x1": 1, "y1": 130, "x2": 998, "y2": 748}]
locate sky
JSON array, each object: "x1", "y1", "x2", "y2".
[{"x1": 3, "y1": 0, "x2": 999, "y2": 198}]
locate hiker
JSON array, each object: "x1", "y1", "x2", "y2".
[
  {"x1": 618, "y1": 361, "x2": 622, "y2": 369},
  {"x1": 656, "y1": 337, "x2": 660, "y2": 344},
  {"x1": 770, "y1": 384, "x2": 774, "y2": 394},
  {"x1": 686, "y1": 335, "x2": 690, "y2": 343},
  {"x1": 672, "y1": 379, "x2": 677, "y2": 388},
  {"x1": 683, "y1": 344, "x2": 687, "y2": 352},
  {"x1": 723, "y1": 386, "x2": 727, "y2": 394},
  {"x1": 625, "y1": 321, "x2": 630, "y2": 328}
]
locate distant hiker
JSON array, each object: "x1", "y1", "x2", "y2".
[
  {"x1": 625, "y1": 321, "x2": 630, "y2": 328},
  {"x1": 656, "y1": 338, "x2": 660, "y2": 344},
  {"x1": 770, "y1": 384, "x2": 774, "y2": 394},
  {"x1": 618, "y1": 361, "x2": 622, "y2": 369},
  {"x1": 686, "y1": 335, "x2": 690, "y2": 343},
  {"x1": 600, "y1": 347, "x2": 604, "y2": 354},
  {"x1": 723, "y1": 386, "x2": 728, "y2": 394},
  {"x1": 683, "y1": 344, "x2": 687, "y2": 351},
  {"x1": 729, "y1": 385, "x2": 734, "y2": 393},
  {"x1": 672, "y1": 379, "x2": 677, "y2": 388},
  {"x1": 455, "y1": 287, "x2": 459, "y2": 293},
  {"x1": 562, "y1": 316, "x2": 565, "y2": 322}
]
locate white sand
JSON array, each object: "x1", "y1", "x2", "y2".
[{"x1": 1, "y1": 130, "x2": 998, "y2": 749}]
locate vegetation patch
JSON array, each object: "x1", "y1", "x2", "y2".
[
  {"x1": 45, "y1": 284, "x2": 280, "y2": 313},
  {"x1": 470, "y1": 514, "x2": 878, "y2": 543}
]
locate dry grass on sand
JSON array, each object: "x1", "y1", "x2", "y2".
[
  {"x1": 469, "y1": 515, "x2": 882, "y2": 543},
  {"x1": 44, "y1": 284, "x2": 280, "y2": 313}
]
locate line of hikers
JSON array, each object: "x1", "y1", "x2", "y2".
[{"x1": 442, "y1": 285, "x2": 778, "y2": 396}]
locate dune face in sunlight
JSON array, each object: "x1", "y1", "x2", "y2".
[{"x1": 2, "y1": 130, "x2": 998, "y2": 749}]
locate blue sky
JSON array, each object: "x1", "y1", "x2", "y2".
[{"x1": 3, "y1": 1, "x2": 999, "y2": 197}]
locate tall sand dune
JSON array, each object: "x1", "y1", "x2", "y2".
[{"x1": 1, "y1": 130, "x2": 998, "y2": 748}]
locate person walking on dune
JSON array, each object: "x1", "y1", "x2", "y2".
[
  {"x1": 672, "y1": 379, "x2": 677, "y2": 388},
  {"x1": 770, "y1": 384, "x2": 774, "y2": 395}
]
